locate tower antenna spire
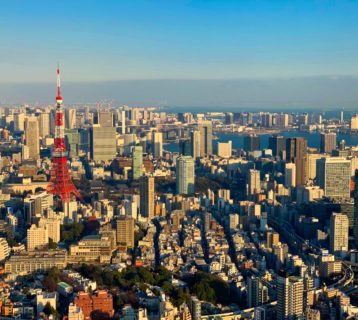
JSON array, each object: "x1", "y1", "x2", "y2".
[{"x1": 56, "y1": 63, "x2": 62, "y2": 103}]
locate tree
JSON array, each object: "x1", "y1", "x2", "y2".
[
  {"x1": 43, "y1": 302, "x2": 56, "y2": 316},
  {"x1": 48, "y1": 239, "x2": 58, "y2": 249}
]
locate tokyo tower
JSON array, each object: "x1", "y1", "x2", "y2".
[{"x1": 47, "y1": 66, "x2": 82, "y2": 202}]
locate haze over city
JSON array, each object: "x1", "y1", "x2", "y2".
[{"x1": 1, "y1": 0, "x2": 358, "y2": 107}]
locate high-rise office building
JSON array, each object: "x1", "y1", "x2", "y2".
[
  {"x1": 27, "y1": 224, "x2": 48, "y2": 251},
  {"x1": 176, "y1": 156, "x2": 195, "y2": 195},
  {"x1": 25, "y1": 116, "x2": 40, "y2": 160},
  {"x1": 266, "y1": 231, "x2": 280, "y2": 248},
  {"x1": 247, "y1": 276, "x2": 268, "y2": 308},
  {"x1": 97, "y1": 111, "x2": 114, "y2": 127},
  {"x1": 65, "y1": 108, "x2": 77, "y2": 129},
  {"x1": 275, "y1": 113, "x2": 289, "y2": 128},
  {"x1": 340, "y1": 110, "x2": 344, "y2": 123},
  {"x1": 198, "y1": 121, "x2": 212, "y2": 156},
  {"x1": 217, "y1": 141, "x2": 232, "y2": 158},
  {"x1": 261, "y1": 113, "x2": 273, "y2": 128},
  {"x1": 140, "y1": 176, "x2": 155, "y2": 221},
  {"x1": 38, "y1": 215, "x2": 61, "y2": 244},
  {"x1": 38, "y1": 112, "x2": 50, "y2": 138},
  {"x1": 179, "y1": 139, "x2": 192, "y2": 156},
  {"x1": 132, "y1": 146, "x2": 143, "y2": 180},
  {"x1": 350, "y1": 114, "x2": 358, "y2": 130},
  {"x1": 152, "y1": 132, "x2": 163, "y2": 158},
  {"x1": 116, "y1": 216, "x2": 134, "y2": 248},
  {"x1": 119, "y1": 110, "x2": 126, "y2": 134},
  {"x1": 306, "y1": 153, "x2": 329, "y2": 181},
  {"x1": 277, "y1": 273, "x2": 304, "y2": 320},
  {"x1": 190, "y1": 130, "x2": 201, "y2": 158},
  {"x1": 268, "y1": 135, "x2": 286, "y2": 158},
  {"x1": 225, "y1": 112, "x2": 234, "y2": 125},
  {"x1": 317, "y1": 157, "x2": 351, "y2": 198},
  {"x1": 243, "y1": 134, "x2": 260, "y2": 152},
  {"x1": 90, "y1": 125, "x2": 117, "y2": 162},
  {"x1": 330, "y1": 212, "x2": 349, "y2": 256},
  {"x1": 247, "y1": 169, "x2": 261, "y2": 196},
  {"x1": 14, "y1": 112, "x2": 25, "y2": 131},
  {"x1": 320, "y1": 132, "x2": 336, "y2": 154},
  {"x1": 285, "y1": 163, "x2": 296, "y2": 188},
  {"x1": 286, "y1": 137, "x2": 307, "y2": 186}
]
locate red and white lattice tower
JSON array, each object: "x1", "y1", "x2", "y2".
[{"x1": 47, "y1": 66, "x2": 81, "y2": 202}]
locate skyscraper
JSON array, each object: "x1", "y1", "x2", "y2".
[
  {"x1": 132, "y1": 146, "x2": 143, "y2": 180},
  {"x1": 317, "y1": 157, "x2": 351, "y2": 198},
  {"x1": 97, "y1": 111, "x2": 114, "y2": 127},
  {"x1": 179, "y1": 139, "x2": 192, "y2": 156},
  {"x1": 116, "y1": 216, "x2": 134, "y2": 248},
  {"x1": 217, "y1": 141, "x2": 232, "y2": 158},
  {"x1": 247, "y1": 169, "x2": 261, "y2": 196},
  {"x1": 277, "y1": 273, "x2": 304, "y2": 320},
  {"x1": 140, "y1": 176, "x2": 155, "y2": 221},
  {"x1": 119, "y1": 110, "x2": 126, "y2": 134},
  {"x1": 247, "y1": 276, "x2": 268, "y2": 308},
  {"x1": 268, "y1": 135, "x2": 286, "y2": 158},
  {"x1": 65, "y1": 108, "x2": 77, "y2": 129},
  {"x1": 243, "y1": 134, "x2": 260, "y2": 152},
  {"x1": 286, "y1": 137, "x2": 307, "y2": 186},
  {"x1": 320, "y1": 132, "x2": 336, "y2": 154},
  {"x1": 285, "y1": 163, "x2": 296, "y2": 188},
  {"x1": 152, "y1": 131, "x2": 163, "y2": 158},
  {"x1": 14, "y1": 112, "x2": 25, "y2": 131},
  {"x1": 38, "y1": 112, "x2": 50, "y2": 138},
  {"x1": 176, "y1": 156, "x2": 195, "y2": 195},
  {"x1": 198, "y1": 121, "x2": 212, "y2": 156},
  {"x1": 330, "y1": 212, "x2": 349, "y2": 256},
  {"x1": 261, "y1": 113, "x2": 273, "y2": 127},
  {"x1": 190, "y1": 130, "x2": 201, "y2": 158},
  {"x1": 25, "y1": 116, "x2": 40, "y2": 160},
  {"x1": 27, "y1": 224, "x2": 48, "y2": 251},
  {"x1": 90, "y1": 125, "x2": 117, "y2": 162}
]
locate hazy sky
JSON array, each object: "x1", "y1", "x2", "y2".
[{"x1": 1, "y1": 0, "x2": 358, "y2": 107}]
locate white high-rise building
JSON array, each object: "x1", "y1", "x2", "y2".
[
  {"x1": 25, "y1": 116, "x2": 40, "y2": 160},
  {"x1": 330, "y1": 212, "x2": 349, "y2": 257},
  {"x1": 27, "y1": 224, "x2": 48, "y2": 251},
  {"x1": 14, "y1": 112, "x2": 26, "y2": 131},
  {"x1": 285, "y1": 163, "x2": 296, "y2": 188},
  {"x1": 38, "y1": 215, "x2": 61, "y2": 243},
  {"x1": 65, "y1": 108, "x2": 77, "y2": 129},
  {"x1": 247, "y1": 169, "x2": 261, "y2": 196},
  {"x1": 176, "y1": 156, "x2": 195, "y2": 195},
  {"x1": 0, "y1": 238, "x2": 10, "y2": 261},
  {"x1": 317, "y1": 157, "x2": 351, "y2": 198},
  {"x1": 38, "y1": 112, "x2": 50, "y2": 138},
  {"x1": 152, "y1": 131, "x2": 163, "y2": 158},
  {"x1": 119, "y1": 110, "x2": 126, "y2": 134},
  {"x1": 190, "y1": 130, "x2": 201, "y2": 158},
  {"x1": 277, "y1": 274, "x2": 304, "y2": 320},
  {"x1": 217, "y1": 141, "x2": 232, "y2": 158}
]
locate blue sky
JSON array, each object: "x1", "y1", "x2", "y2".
[{"x1": 1, "y1": 0, "x2": 358, "y2": 82}]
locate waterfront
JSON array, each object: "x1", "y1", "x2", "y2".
[{"x1": 164, "y1": 131, "x2": 358, "y2": 153}]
